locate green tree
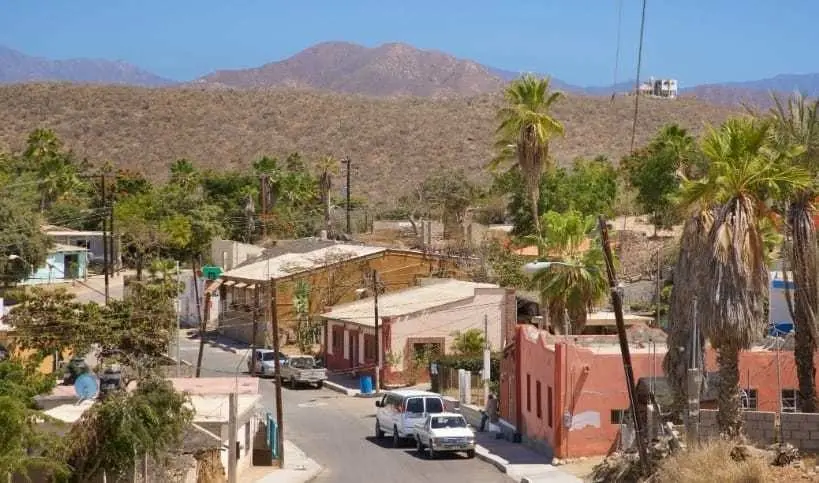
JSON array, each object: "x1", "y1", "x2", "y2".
[
  {"x1": 22, "y1": 129, "x2": 86, "y2": 212},
  {"x1": 168, "y1": 159, "x2": 200, "y2": 193},
  {"x1": 65, "y1": 377, "x2": 193, "y2": 482},
  {"x1": 680, "y1": 117, "x2": 810, "y2": 436},
  {"x1": 491, "y1": 75, "x2": 565, "y2": 237},
  {"x1": 450, "y1": 329, "x2": 485, "y2": 356},
  {"x1": 766, "y1": 92, "x2": 819, "y2": 413},
  {"x1": 114, "y1": 190, "x2": 169, "y2": 280},
  {"x1": 0, "y1": 197, "x2": 51, "y2": 286},
  {"x1": 623, "y1": 124, "x2": 700, "y2": 235},
  {"x1": 525, "y1": 211, "x2": 609, "y2": 334},
  {"x1": 316, "y1": 156, "x2": 340, "y2": 236}
]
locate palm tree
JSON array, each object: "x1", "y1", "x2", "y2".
[
  {"x1": 680, "y1": 117, "x2": 810, "y2": 436},
  {"x1": 663, "y1": 209, "x2": 714, "y2": 419},
  {"x1": 766, "y1": 92, "x2": 819, "y2": 413},
  {"x1": 492, "y1": 75, "x2": 565, "y2": 237},
  {"x1": 169, "y1": 159, "x2": 200, "y2": 192},
  {"x1": 525, "y1": 211, "x2": 609, "y2": 334}
]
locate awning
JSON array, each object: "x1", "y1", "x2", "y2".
[
  {"x1": 247, "y1": 284, "x2": 256, "y2": 290},
  {"x1": 205, "y1": 279, "x2": 223, "y2": 294},
  {"x1": 234, "y1": 282, "x2": 247, "y2": 289},
  {"x1": 223, "y1": 280, "x2": 236, "y2": 287}
]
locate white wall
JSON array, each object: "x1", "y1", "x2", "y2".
[
  {"x1": 388, "y1": 288, "x2": 507, "y2": 372},
  {"x1": 211, "y1": 240, "x2": 264, "y2": 271}
]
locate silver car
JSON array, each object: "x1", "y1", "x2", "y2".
[{"x1": 247, "y1": 349, "x2": 287, "y2": 376}]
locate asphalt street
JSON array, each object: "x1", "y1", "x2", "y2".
[{"x1": 178, "y1": 332, "x2": 513, "y2": 483}]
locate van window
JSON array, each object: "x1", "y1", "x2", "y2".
[
  {"x1": 405, "y1": 398, "x2": 424, "y2": 414},
  {"x1": 425, "y1": 397, "x2": 444, "y2": 414}
]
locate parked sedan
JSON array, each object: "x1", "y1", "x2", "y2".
[
  {"x1": 247, "y1": 349, "x2": 288, "y2": 376},
  {"x1": 415, "y1": 413, "x2": 476, "y2": 459}
]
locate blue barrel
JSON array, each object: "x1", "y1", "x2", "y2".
[{"x1": 360, "y1": 375, "x2": 373, "y2": 394}]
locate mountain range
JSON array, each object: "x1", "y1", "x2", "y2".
[{"x1": 1, "y1": 42, "x2": 818, "y2": 105}]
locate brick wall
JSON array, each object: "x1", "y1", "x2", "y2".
[
  {"x1": 699, "y1": 409, "x2": 776, "y2": 446},
  {"x1": 781, "y1": 412, "x2": 819, "y2": 452}
]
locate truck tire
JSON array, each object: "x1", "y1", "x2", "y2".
[
  {"x1": 316, "y1": 381, "x2": 324, "y2": 389},
  {"x1": 466, "y1": 449, "x2": 475, "y2": 459},
  {"x1": 416, "y1": 437, "x2": 425, "y2": 456},
  {"x1": 375, "y1": 420, "x2": 385, "y2": 439},
  {"x1": 392, "y1": 427, "x2": 401, "y2": 448}
]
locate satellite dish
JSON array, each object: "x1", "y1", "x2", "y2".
[{"x1": 74, "y1": 373, "x2": 99, "y2": 401}]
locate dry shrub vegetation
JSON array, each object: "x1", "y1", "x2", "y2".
[
  {"x1": 650, "y1": 440, "x2": 806, "y2": 483},
  {"x1": 0, "y1": 83, "x2": 737, "y2": 202}
]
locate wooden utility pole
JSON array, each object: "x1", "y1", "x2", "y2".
[
  {"x1": 598, "y1": 216, "x2": 649, "y2": 473},
  {"x1": 193, "y1": 259, "x2": 205, "y2": 378},
  {"x1": 109, "y1": 197, "x2": 116, "y2": 277},
  {"x1": 250, "y1": 290, "x2": 259, "y2": 375},
  {"x1": 100, "y1": 174, "x2": 110, "y2": 303},
  {"x1": 342, "y1": 157, "x2": 351, "y2": 234},
  {"x1": 260, "y1": 174, "x2": 269, "y2": 238},
  {"x1": 270, "y1": 278, "x2": 285, "y2": 463},
  {"x1": 372, "y1": 269, "x2": 381, "y2": 391},
  {"x1": 227, "y1": 392, "x2": 238, "y2": 483}
]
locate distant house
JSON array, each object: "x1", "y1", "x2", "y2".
[
  {"x1": 18, "y1": 243, "x2": 89, "y2": 285},
  {"x1": 43, "y1": 225, "x2": 121, "y2": 270},
  {"x1": 212, "y1": 243, "x2": 466, "y2": 346},
  {"x1": 320, "y1": 279, "x2": 515, "y2": 385}
]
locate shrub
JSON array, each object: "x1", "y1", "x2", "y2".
[{"x1": 652, "y1": 440, "x2": 775, "y2": 483}]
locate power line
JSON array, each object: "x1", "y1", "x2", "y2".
[
  {"x1": 611, "y1": 0, "x2": 624, "y2": 99},
  {"x1": 629, "y1": 0, "x2": 649, "y2": 153}
]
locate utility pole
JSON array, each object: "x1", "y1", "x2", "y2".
[
  {"x1": 227, "y1": 392, "x2": 238, "y2": 483},
  {"x1": 100, "y1": 174, "x2": 110, "y2": 304},
  {"x1": 372, "y1": 269, "x2": 381, "y2": 391},
  {"x1": 686, "y1": 297, "x2": 701, "y2": 447},
  {"x1": 656, "y1": 247, "x2": 662, "y2": 327},
  {"x1": 260, "y1": 174, "x2": 269, "y2": 239},
  {"x1": 250, "y1": 290, "x2": 259, "y2": 376},
  {"x1": 175, "y1": 260, "x2": 181, "y2": 377},
  {"x1": 109, "y1": 197, "x2": 116, "y2": 277},
  {"x1": 483, "y1": 314, "x2": 490, "y2": 404},
  {"x1": 342, "y1": 157, "x2": 351, "y2": 235},
  {"x1": 270, "y1": 278, "x2": 285, "y2": 463},
  {"x1": 598, "y1": 216, "x2": 649, "y2": 473},
  {"x1": 193, "y1": 258, "x2": 205, "y2": 378}
]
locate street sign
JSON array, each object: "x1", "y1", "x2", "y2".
[{"x1": 202, "y1": 265, "x2": 223, "y2": 280}]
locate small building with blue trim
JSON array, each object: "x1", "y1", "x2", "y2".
[
  {"x1": 20, "y1": 243, "x2": 90, "y2": 285},
  {"x1": 770, "y1": 271, "x2": 795, "y2": 336}
]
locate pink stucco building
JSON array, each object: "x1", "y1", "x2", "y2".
[{"x1": 320, "y1": 279, "x2": 517, "y2": 385}]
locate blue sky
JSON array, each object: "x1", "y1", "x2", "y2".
[{"x1": 1, "y1": 1, "x2": 817, "y2": 87}]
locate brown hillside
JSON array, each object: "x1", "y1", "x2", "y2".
[
  {"x1": 0, "y1": 83, "x2": 739, "y2": 202},
  {"x1": 196, "y1": 41, "x2": 505, "y2": 98}
]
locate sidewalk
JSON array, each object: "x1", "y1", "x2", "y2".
[
  {"x1": 247, "y1": 440, "x2": 323, "y2": 483},
  {"x1": 474, "y1": 432, "x2": 582, "y2": 483}
]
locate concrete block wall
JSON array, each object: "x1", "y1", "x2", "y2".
[
  {"x1": 699, "y1": 409, "x2": 776, "y2": 446},
  {"x1": 781, "y1": 412, "x2": 819, "y2": 452}
]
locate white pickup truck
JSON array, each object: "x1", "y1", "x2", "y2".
[
  {"x1": 414, "y1": 412, "x2": 476, "y2": 459},
  {"x1": 280, "y1": 355, "x2": 327, "y2": 389}
]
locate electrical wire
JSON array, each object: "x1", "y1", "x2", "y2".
[
  {"x1": 611, "y1": 0, "x2": 624, "y2": 101},
  {"x1": 629, "y1": 0, "x2": 648, "y2": 154}
]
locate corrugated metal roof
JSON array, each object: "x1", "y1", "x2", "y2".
[
  {"x1": 320, "y1": 279, "x2": 499, "y2": 326},
  {"x1": 50, "y1": 243, "x2": 90, "y2": 253},
  {"x1": 222, "y1": 244, "x2": 387, "y2": 282}
]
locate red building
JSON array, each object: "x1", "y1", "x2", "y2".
[{"x1": 502, "y1": 324, "x2": 817, "y2": 458}]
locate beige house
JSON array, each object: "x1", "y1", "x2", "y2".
[{"x1": 320, "y1": 279, "x2": 517, "y2": 385}]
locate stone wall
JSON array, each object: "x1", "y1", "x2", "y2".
[
  {"x1": 781, "y1": 412, "x2": 819, "y2": 452},
  {"x1": 699, "y1": 409, "x2": 776, "y2": 446}
]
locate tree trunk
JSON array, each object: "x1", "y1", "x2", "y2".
[
  {"x1": 135, "y1": 252, "x2": 144, "y2": 281},
  {"x1": 716, "y1": 344, "x2": 743, "y2": 438},
  {"x1": 788, "y1": 197, "x2": 818, "y2": 413},
  {"x1": 568, "y1": 305, "x2": 588, "y2": 335}
]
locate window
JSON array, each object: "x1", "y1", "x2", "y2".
[
  {"x1": 782, "y1": 389, "x2": 800, "y2": 413},
  {"x1": 536, "y1": 381, "x2": 542, "y2": 419},
  {"x1": 611, "y1": 409, "x2": 628, "y2": 424},
  {"x1": 424, "y1": 397, "x2": 444, "y2": 414},
  {"x1": 547, "y1": 386, "x2": 553, "y2": 427},
  {"x1": 406, "y1": 398, "x2": 424, "y2": 414},
  {"x1": 526, "y1": 374, "x2": 531, "y2": 412},
  {"x1": 431, "y1": 416, "x2": 467, "y2": 429},
  {"x1": 740, "y1": 389, "x2": 758, "y2": 410},
  {"x1": 333, "y1": 327, "x2": 344, "y2": 354}
]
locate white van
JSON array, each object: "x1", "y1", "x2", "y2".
[{"x1": 374, "y1": 390, "x2": 445, "y2": 446}]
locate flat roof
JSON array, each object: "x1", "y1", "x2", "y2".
[
  {"x1": 46, "y1": 231, "x2": 104, "y2": 237},
  {"x1": 223, "y1": 244, "x2": 387, "y2": 282},
  {"x1": 50, "y1": 243, "x2": 89, "y2": 253},
  {"x1": 321, "y1": 279, "x2": 499, "y2": 326},
  {"x1": 191, "y1": 394, "x2": 261, "y2": 423}
]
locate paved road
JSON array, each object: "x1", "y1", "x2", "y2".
[{"x1": 179, "y1": 333, "x2": 513, "y2": 483}]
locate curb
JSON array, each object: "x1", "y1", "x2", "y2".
[
  {"x1": 322, "y1": 380, "x2": 359, "y2": 396},
  {"x1": 474, "y1": 445, "x2": 509, "y2": 475}
]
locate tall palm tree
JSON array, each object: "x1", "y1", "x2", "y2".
[
  {"x1": 765, "y1": 92, "x2": 819, "y2": 412},
  {"x1": 525, "y1": 211, "x2": 608, "y2": 334},
  {"x1": 663, "y1": 209, "x2": 714, "y2": 419},
  {"x1": 680, "y1": 117, "x2": 810, "y2": 436},
  {"x1": 492, "y1": 75, "x2": 565, "y2": 237}
]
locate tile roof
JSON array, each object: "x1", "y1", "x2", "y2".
[
  {"x1": 320, "y1": 279, "x2": 499, "y2": 326},
  {"x1": 223, "y1": 244, "x2": 387, "y2": 282}
]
